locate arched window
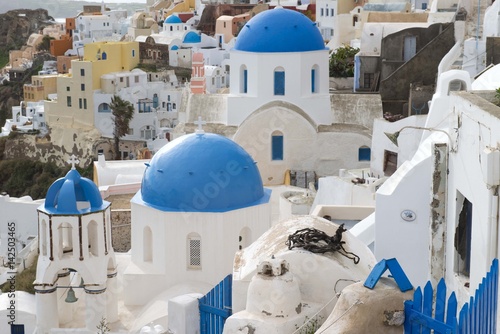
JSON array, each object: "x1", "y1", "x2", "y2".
[
  {"x1": 274, "y1": 67, "x2": 285, "y2": 95},
  {"x1": 41, "y1": 220, "x2": 47, "y2": 256},
  {"x1": 358, "y1": 146, "x2": 371, "y2": 161},
  {"x1": 143, "y1": 226, "x2": 153, "y2": 262},
  {"x1": 187, "y1": 233, "x2": 201, "y2": 269},
  {"x1": 98, "y1": 103, "x2": 110, "y2": 112},
  {"x1": 353, "y1": 15, "x2": 358, "y2": 27},
  {"x1": 240, "y1": 65, "x2": 248, "y2": 94},
  {"x1": 58, "y1": 222, "x2": 73, "y2": 259},
  {"x1": 271, "y1": 130, "x2": 284, "y2": 161},
  {"x1": 239, "y1": 227, "x2": 252, "y2": 250},
  {"x1": 311, "y1": 65, "x2": 319, "y2": 93},
  {"x1": 88, "y1": 221, "x2": 99, "y2": 257},
  {"x1": 102, "y1": 52, "x2": 107, "y2": 60},
  {"x1": 170, "y1": 26, "x2": 173, "y2": 31}
]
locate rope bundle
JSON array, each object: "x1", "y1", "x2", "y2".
[{"x1": 286, "y1": 225, "x2": 360, "y2": 264}]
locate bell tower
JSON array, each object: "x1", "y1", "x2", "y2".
[{"x1": 34, "y1": 155, "x2": 117, "y2": 333}]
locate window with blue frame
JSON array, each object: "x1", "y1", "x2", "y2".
[
  {"x1": 272, "y1": 132, "x2": 284, "y2": 160},
  {"x1": 240, "y1": 65, "x2": 248, "y2": 93},
  {"x1": 102, "y1": 52, "x2": 107, "y2": 60},
  {"x1": 98, "y1": 103, "x2": 110, "y2": 112},
  {"x1": 274, "y1": 68, "x2": 285, "y2": 95},
  {"x1": 138, "y1": 99, "x2": 153, "y2": 113},
  {"x1": 153, "y1": 94, "x2": 159, "y2": 108},
  {"x1": 311, "y1": 65, "x2": 319, "y2": 93},
  {"x1": 358, "y1": 146, "x2": 371, "y2": 161}
]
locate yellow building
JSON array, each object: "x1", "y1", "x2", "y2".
[
  {"x1": 165, "y1": 0, "x2": 196, "y2": 19},
  {"x1": 23, "y1": 75, "x2": 58, "y2": 102},
  {"x1": 45, "y1": 41, "x2": 140, "y2": 130}
]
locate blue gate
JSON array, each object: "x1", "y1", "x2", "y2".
[
  {"x1": 404, "y1": 259, "x2": 498, "y2": 334},
  {"x1": 199, "y1": 274, "x2": 232, "y2": 334},
  {"x1": 10, "y1": 324, "x2": 25, "y2": 334}
]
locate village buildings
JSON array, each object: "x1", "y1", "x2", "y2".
[{"x1": 6, "y1": 0, "x2": 500, "y2": 332}]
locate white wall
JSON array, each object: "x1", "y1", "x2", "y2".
[
  {"x1": 370, "y1": 115, "x2": 427, "y2": 177},
  {"x1": 443, "y1": 91, "x2": 500, "y2": 306},
  {"x1": 228, "y1": 50, "x2": 331, "y2": 126},
  {"x1": 233, "y1": 106, "x2": 372, "y2": 185},
  {"x1": 375, "y1": 139, "x2": 433, "y2": 288},
  {"x1": 0, "y1": 195, "x2": 42, "y2": 257},
  {"x1": 125, "y1": 198, "x2": 271, "y2": 305}
]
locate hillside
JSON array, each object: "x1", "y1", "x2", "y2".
[
  {"x1": 0, "y1": 1, "x2": 146, "y2": 19},
  {"x1": 0, "y1": 9, "x2": 57, "y2": 128}
]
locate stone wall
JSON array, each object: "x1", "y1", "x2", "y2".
[
  {"x1": 379, "y1": 23, "x2": 455, "y2": 114},
  {"x1": 111, "y1": 209, "x2": 131, "y2": 252},
  {"x1": 330, "y1": 93, "x2": 383, "y2": 131},
  {"x1": 329, "y1": 77, "x2": 354, "y2": 91}
]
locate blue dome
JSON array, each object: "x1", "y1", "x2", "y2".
[
  {"x1": 170, "y1": 45, "x2": 179, "y2": 50},
  {"x1": 234, "y1": 8, "x2": 326, "y2": 53},
  {"x1": 183, "y1": 31, "x2": 201, "y2": 44},
  {"x1": 165, "y1": 15, "x2": 182, "y2": 24},
  {"x1": 137, "y1": 133, "x2": 270, "y2": 212},
  {"x1": 43, "y1": 169, "x2": 109, "y2": 215}
]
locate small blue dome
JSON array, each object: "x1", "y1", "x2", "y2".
[
  {"x1": 43, "y1": 169, "x2": 108, "y2": 215},
  {"x1": 234, "y1": 8, "x2": 326, "y2": 53},
  {"x1": 137, "y1": 133, "x2": 270, "y2": 212},
  {"x1": 165, "y1": 15, "x2": 182, "y2": 24},
  {"x1": 170, "y1": 45, "x2": 179, "y2": 50},
  {"x1": 183, "y1": 31, "x2": 201, "y2": 44}
]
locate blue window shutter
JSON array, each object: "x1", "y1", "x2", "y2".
[
  {"x1": 102, "y1": 52, "x2": 107, "y2": 60},
  {"x1": 274, "y1": 71, "x2": 285, "y2": 95},
  {"x1": 358, "y1": 147, "x2": 371, "y2": 161},
  {"x1": 153, "y1": 95, "x2": 159, "y2": 108},
  {"x1": 311, "y1": 69, "x2": 316, "y2": 93},
  {"x1": 243, "y1": 69, "x2": 248, "y2": 93},
  {"x1": 272, "y1": 135, "x2": 283, "y2": 160}
]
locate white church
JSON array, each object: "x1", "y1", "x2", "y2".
[
  {"x1": 29, "y1": 121, "x2": 378, "y2": 333},
  {"x1": 178, "y1": 7, "x2": 376, "y2": 185}
]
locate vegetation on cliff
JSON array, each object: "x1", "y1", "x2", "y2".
[{"x1": 0, "y1": 157, "x2": 93, "y2": 200}]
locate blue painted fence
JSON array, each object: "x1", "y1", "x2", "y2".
[
  {"x1": 10, "y1": 324, "x2": 25, "y2": 334},
  {"x1": 404, "y1": 259, "x2": 498, "y2": 334},
  {"x1": 199, "y1": 274, "x2": 232, "y2": 334}
]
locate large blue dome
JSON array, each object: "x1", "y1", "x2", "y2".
[
  {"x1": 137, "y1": 133, "x2": 269, "y2": 212},
  {"x1": 42, "y1": 169, "x2": 108, "y2": 215},
  {"x1": 234, "y1": 7, "x2": 326, "y2": 53}
]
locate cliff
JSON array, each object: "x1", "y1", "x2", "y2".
[{"x1": 0, "y1": 9, "x2": 55, "y2": 127}]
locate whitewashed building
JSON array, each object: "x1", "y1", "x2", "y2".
[
  {"x1": 123, "y1": 131, "x2": 272, "y2": 305},
  {"x1": 374, "y1": 67, "x2": 500, "y2": 316},
  {"x1": 0, "y1": 101, "x2": 46, "y2": 137},
  {"x1": 94, "y1": 68, "x2": 182, "y2": 146}
]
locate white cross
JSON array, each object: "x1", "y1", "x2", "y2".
[
  {"x1": 194, "y1": 116, "x2": 206, "y2": 135},
  {"x1": 67, "y1": 155, "x2": 80, "y2": 170}
]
